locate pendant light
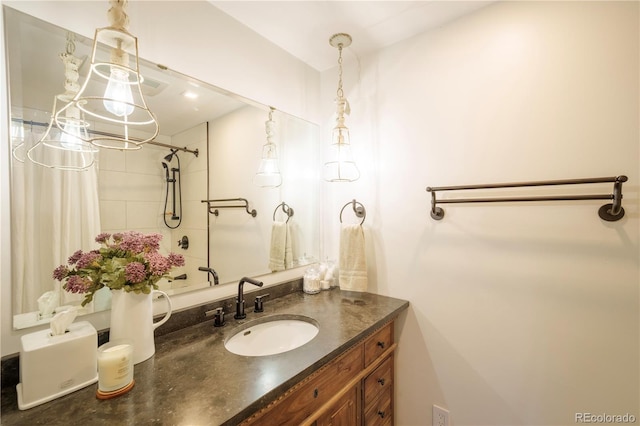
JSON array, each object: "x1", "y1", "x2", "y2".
[
  {"x1": 254, "y1": 107, "x2": 282, "y2": 188},
  {"x1": 55, "y1": 0, "x2": 158, "y2": 151},
  {"x1": 26, "y1": 34, "x2": 98, "y2": 171},
  {"x1": 324, "y1": 33, "x2": 359, "y2": 182}
]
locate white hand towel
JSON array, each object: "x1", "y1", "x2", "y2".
[
  {"x1": 269, "y1": 221, "x2": 292, "y2": 272},
  {"x1": 284, "y1": 223, "x2": 293, "y2": 269},
  {"x1": 339, "y1": 224, "x2": 368, "y2": 292}
]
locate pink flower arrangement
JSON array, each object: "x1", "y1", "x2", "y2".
[{"x1": 53, "y1": 231, "x2": 185, "y2": 306}]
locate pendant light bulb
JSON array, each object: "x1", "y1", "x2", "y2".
[
  {"x1": 103, "y1": 66, "x2": 134, "y2": 117},
  {"x1": 51, "y1": 104, "x2": 88, "y2": 151},
  {"x1": 325, "y1": 125, "x2": 359, "y2": 182},
  {"x1": 59, "y1": 121, "x2": 84, "y2": 150}
]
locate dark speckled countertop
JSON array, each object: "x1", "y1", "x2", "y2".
[{"x1": 1, "y1": 289, "x2": 408, "y2": 426}]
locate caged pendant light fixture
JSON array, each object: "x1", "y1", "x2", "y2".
[
  {"x1": 254, "y1": 107, "x2": 283, "y2": 188},
  {"x1": 26, "y1": 33, "x2": 98, "y2": 171},
  {"x1": 55, "y1": 0, "x2": 158, "y2": 151},
  {"x1": 324, "y1": 33, "x2": 359, "y2": 182}
]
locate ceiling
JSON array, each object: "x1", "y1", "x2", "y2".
[
  {"x1": 209, "y1": 1, "x2": 496, "y2": 72},
  {"x1": 7, "y1": 2, "x2": 496, "y2": 137}
]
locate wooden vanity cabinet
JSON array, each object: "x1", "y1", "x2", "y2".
[
  {"x1": 241, "y1": 320, "x2": 396, "y2": 426},
  {"x1": 362, "y1": 323, "x2": 394, "y2": 426},
  {"x1": 363, "y1": 356, "x2": 393, "y2": 425},
  {"x1": 316, "y1": 384, "x2": 360, "y2": 426}
]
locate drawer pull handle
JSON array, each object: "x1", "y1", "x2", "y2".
[
  {"x1": 377, "y1": 378, "x2": 385, "y2": 386},
  {"x1": 313, "y1": 388, "x2": 319, "y2": 398},
  {"x1": 378, "y1": 411, "x2": 386, "y2": 419},
  {"x1": 377, "y1": 341, "x2": 385, "y2": 349}
]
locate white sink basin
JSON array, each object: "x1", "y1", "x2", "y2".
[{"x1": 224, "y1": 315, "x2": 319, "y2": 356}]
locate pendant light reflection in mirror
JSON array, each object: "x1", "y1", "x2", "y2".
[
  {"x1": 254, "y1": 106, "x2": 283, "y2": 188},
  {"x1": 324, "y1": 33, "x2": 359, "y2": 183},
  {"x1": 20, "y1": 33, "x2": 98, "y2": 171}
]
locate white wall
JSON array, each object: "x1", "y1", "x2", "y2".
[
  {"x1": 322, "y1": 1, "x2": 639, "y2": 424},
  {"x1": 1, "y1": 1, "x2": 320, "y2": 356},
  {"x1": 207, "y1": 105, "x2": 320, "y2": 283},
  {"x1": 208, "y1": 106, "x2": 280, "y2": 280}
]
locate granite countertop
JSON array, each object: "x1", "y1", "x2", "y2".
[{"x1": 1, "y1": 289, "x2": 409, "y2": 426}]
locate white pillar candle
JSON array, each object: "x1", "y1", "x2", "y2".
[{"x1": 97, "y1": 341, "x2": 133, "y2": 392}]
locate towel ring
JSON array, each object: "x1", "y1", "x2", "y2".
[
  {"x1": 340, "y1": 199, "x2": 366, "y2": 225},
  {"x1": 273, "y1": 202, "x2": 294, "y2": 223}
]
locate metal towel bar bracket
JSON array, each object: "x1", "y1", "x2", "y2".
[
  {"x1": 426, "y1": 175, "x2": 627, "y2": 222},
  {"x1": 201, "y1": 198, "x2": 257, "y2": 217}
]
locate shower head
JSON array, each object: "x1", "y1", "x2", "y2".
[{"x1": 164, "y1": 149, "x2": 178, "y2": 162}]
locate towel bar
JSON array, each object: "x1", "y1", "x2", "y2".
[
  {"x1": 201, "y1": 198, "x2": 257, "y2": 217},
  {"x1": 426, "y1": 175, "x2": 627, "y2": 221}
]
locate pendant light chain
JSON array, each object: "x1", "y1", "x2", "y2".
[
  {"x1": 334, "y1": 42, "x2": 349, "y2": 131},
  {"x1": 65, "y1": 33, "x2": 75, "y2": 55},
  {"x1": 337, "y1": 44, "x2": 344, "y2": 99},
  {"x1": 60, "y1": 33, "x2": 82, "y2": 102},
  {"x1": 108, "y1": 0, "x2": 130, "y2": 32}
]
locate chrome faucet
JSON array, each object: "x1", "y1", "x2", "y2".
[
  {"x1": 235, "y1": 277, "x2": 263, "y2": 319},
  {"x1": 198, "y1": 266, "x2": 219, "y2": 285}
]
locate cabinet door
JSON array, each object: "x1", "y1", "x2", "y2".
[{"x1": 316, "y1": 385, "x2": 359, "y2": 426}]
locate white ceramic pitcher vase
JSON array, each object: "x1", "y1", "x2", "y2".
[{"x1": 109, "y1": 289, "x2": 172, "y2": 364}]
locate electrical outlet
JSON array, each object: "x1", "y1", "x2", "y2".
[{"x1": 433, "y1": 405, "x2": 450, "y2": 426}]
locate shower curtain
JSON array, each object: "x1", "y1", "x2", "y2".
[{"x1": 11, "y1": 128, "x2": 101, "y2": 315}]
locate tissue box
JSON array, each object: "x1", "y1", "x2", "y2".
[{"x1": 17, "y1": 321, "x2": 98, "y2": 410}]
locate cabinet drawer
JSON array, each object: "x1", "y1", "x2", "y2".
[
  {"x1": 364, "y1": 385, "x2": 392, "y2": 426},
  {"x1": 364, "y1": 323, "x2": 392, "y2": 366},
  {"x1": 364, "y1": 355, "x2": 393, "y2": 407},
  {"x1": 243, "y1": 344, "x2": 363, "y2": 425}
]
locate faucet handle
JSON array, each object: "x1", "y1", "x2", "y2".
[
  {"x1": 213, "y1": 307, "x2": 225, "y2": 327},
  {"x1": 254, "y1": 294, "x2": 270, "y2": 313}
]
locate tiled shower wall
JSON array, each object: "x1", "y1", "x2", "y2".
[{"x1": 98, "y1": 123, "x2": 208, "y2": 294}]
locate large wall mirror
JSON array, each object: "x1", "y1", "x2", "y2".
[{"x1": 5, "y1": 6, "x2": 320, "y2": 330}]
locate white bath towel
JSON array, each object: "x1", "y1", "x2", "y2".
[
  {"x1": 269, "y1": 221, "x2": 292, "y2": 272},
  {"x1": 284, "y1": 224, "x2": 293, "y2": 270},
  {"x1": 339, "y1": 224, "x2": 368, "y2": 292}
]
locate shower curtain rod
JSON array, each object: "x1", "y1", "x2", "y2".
[
  {"x1": 12, "y1": 118, "x2": 199, "y2": 157},
  {"x1": 426, "y1": 175, "x2": 627, "y2": 222}
]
